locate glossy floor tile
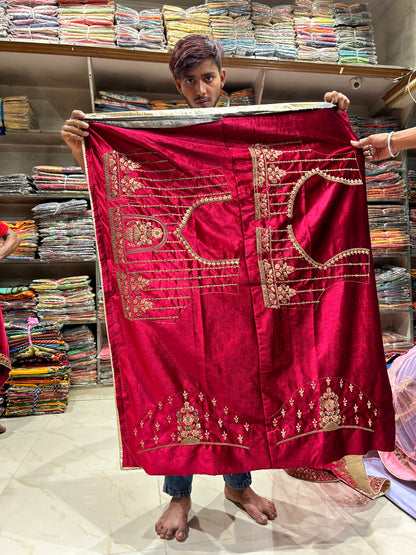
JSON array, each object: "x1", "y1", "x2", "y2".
[{"x1": 0, "y1": 386, "x2": 415, "y2": 554}]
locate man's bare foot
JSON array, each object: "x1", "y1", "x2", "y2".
[
  {"x1": 224, "y1": 484, "x2": 277, "y2": 524},
  {"x1": 155, "y1": 496, "x2": 191, "y2": 541}
]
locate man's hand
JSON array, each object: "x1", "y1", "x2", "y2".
[
  {"x1": 350, "y1": 134, "x2": 391, "y2": 162},
  {"x1": 61, "y1": 110, "x2": 89, "y2": 171},
  {"x1": 324, "y1": 90, "x2": 350, "y2": 114}
]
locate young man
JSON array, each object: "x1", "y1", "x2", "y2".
[{"x1": 61, "y1": 34, "x2": 351, "y2": 542}]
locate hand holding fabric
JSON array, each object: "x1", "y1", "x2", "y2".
[{"x1": 61, "y1": 110, "x2": 89, "y2": 171}]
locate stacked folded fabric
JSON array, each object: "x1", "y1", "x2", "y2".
[
  {"x1": 271, "y1": 4, "x2": 297, "y2": 60},
  {"x1": 0, "y1": 285, "x2": 37, "y2": 324},
  {"x1": 382, "y1": 330, "x2": 413, "y2": 364},
  {"x1": 293, "y1": 0, "x2": 313, "y2": 17},
  {"x1": 163, "y1": 4, "x2": 210, "y2": 51},
  {"x1": 57, "y1": 0, "x2": 115, "y2": 45},
  {"x1": 1, "y1": 220, "x2": 39, "y2": 259},
  {"x1": 334, "y1": 2, "x2": 377, "y2": 64},
  {"x1": 0, "y1": 96, "x2": 38, "y2": 130},
  {"x1": 349, "y1": 115, "x2": 400, "y2": 138},
  {"x1": 367, "y1": 205, "x2": 410, "y2": 257},
  {"x1": 98, "y1": 340, "x2": 112, "y2": 384},
  {"x1": 6, "y1": 0, "x2": 59, "y2": 43},
  {"x1": 4, "y1": 320, "x2": 70, "y2": 416},
  {"x1": 32, "y1": 165, "x2": 87, "y2": 192},
  {"x1": 294, "y1": 0, "x2": 338, "y2": 63},
  {"x1": 32, "y1": 199, "x2": 96, "y2": 261},
  {"x1": 62, "y1": 325, "x2": 97, "y2": 385},
  {"x1": 375, "y1": 265, "x2": 411, "y2": 312},
  {"x1": 365, "y1": 160, "x2": 405, "y2": 200},
  {"x1": 407, "y1": 169, "x2": 416, "y2": 201},
  {"x1": 0, "y1": 173, "x2": 34, "y2": 194},
  {"x1": 115, "y1": 6, "x2": 166, "y2": 50},
  {"x1": 30, "y1": 275, "x2": 96, "y2": 322},
  {"x1": 229, "y1": 87, "x2": 255, "y2": 105},
  {"x1": 409, "y1": 209, "x2": 416, "y2": 255},
  {"x1": 0, "y1": 2, "x2": 9, "y2": 36},
  {"x1": 94, "y1": 90, "x2": 151, "y2": 112}
]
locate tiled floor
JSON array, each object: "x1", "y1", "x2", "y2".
[{"x1": 0, "y1": 387, "x2": 415, "y2": 555}]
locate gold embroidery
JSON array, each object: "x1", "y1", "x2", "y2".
[
  {"x1": 319, "y1": 387, "x2": 341, "y2": 431},
  {"x1": 177, "y1": 401, "x2": 203, "y2": 444}
]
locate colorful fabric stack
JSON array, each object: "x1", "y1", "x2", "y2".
[
  {"x1": 0, "y1": 96, "x2": 38, "y2": 131},
  {"x1": 0, "y1": 1, "x2": 9, "y2": 37},
  {"x1": 1, "y1": 220, "x2": 38, "y2": 259},
  {"x1": 349, "y1": 115, "x2": 400, "y2": 139},
  {"x1": 6, "y1": 0, "x2": 59, "y2": 43},
  {"x1": 229, "y1": 87, "x2": 255, "y2": 105},
  {"x1": 382, "y1": 330, "x2": 413, "y2": 364},
  {"x1": 115, "y1": 6, "x2": 165, "y2": 50},
  {"x1": 334, "y1": 2, "x2": 377, "y2": 64},
  {"x1": 3, "y1": 321, "x2": 70, "y2": 416},
  {"x1": 163, "y1": 5, "x2": 210, "y2": 51},
  {"x1": 252, "y1": 3, "x2": 274, "y2": 57},
  {"x1": 98, "y1": 340, "x2": 112, "y2": 385},
  {"x1": 0, "y1": 286, "x2": 37, "y2": 324},
  {"x1": 409, "y1": 209, "x2": 416, "y2": 255},
  {"x1": 408, "y1": 169, "x2": 416, "y2": 201},
  {"x1": 294, "y1": 1, "x2": 338, "y2": 63},
  {"x1": 94, "y1": 90, "x2": 151, "y2": 112},
  {"x1": 32, "y1": 199, "x2": 95, "y2": 261},
  {"x1": 210, "y1": 14, "x2": 238, "y2": 55},
  {"x1": 375, "y1": 265, "x2": 411, "y2": 312},
  {"x1": 365, "y1": 160, "x2": 405, "y2": 200},
  {"x1": 271, "y1": 4, "x2": 297, "y2": 60},
  {"x1": 30, "y1": 275, "x2": 96, "y2": 322},
  {"x1": 367, "y1": 205, "x2": 410, "y2": 256},
  {"x1": 57, "y1": 0, "x2": 115, "y2": 45},
  {"x1": 62, "y1": 325, "x2": 97, "y2": 385},
  {"x1": 0, "y1": 173, "x2": 34, "y2": 194},
  {"x1": 32, "y1": 165, "x2": 87, "y2": 192}
]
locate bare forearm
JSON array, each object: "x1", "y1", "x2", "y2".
[
  {"x1": 390, "y1": 127, "x2": 416, "y2": 155},
  {"x1": 0, "y1": 229, "x2": 21, "y2": 260}
]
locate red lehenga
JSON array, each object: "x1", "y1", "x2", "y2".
[{"x1": 82, "y1": 104, "x2": 394, "y2": 487}]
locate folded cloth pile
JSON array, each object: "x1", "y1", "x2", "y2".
[
  {"x1": 408, "y1": 169, "x2": 416, "y2": 201},
  {"x1": 365, "y1": 160, "x2": 405, "y2": 200},
  {"x1": 62, "y1": 325, "x2": 97, "y2": 385},
  {"x1": 409, "y1": 209, "x2": 416, "y2": 256},
  {"x1": 98, "y1": 340, "x2": 112, "y2": 385},
  {"x1": 57, "y1": 0, "x2": 115, "y2": 45},
  {"x1": 115, "y1": 6, "x2": 165, "y2": 49},
  {"x1": 271, "y1": 4, "x2": 297, "y2": 60},
  {"x1": 30, "y1": 275, "x2": 96, "y2": 322},
  {"x1": 294, "y1": 13, "x2": 338, "y2": 62},
  {"x1": 349, "y1": 115, "x2": 400, "y2": 139},
  {"x1": 382, "y1": 330, "x2": 413, "y2": 364},
  {"x1": 0, "y1": 173, "x2": 34, "y2": 194},
  {"x1": 32, "y1": 199, "x2": 96, "y2": 261},
  {"x1": 3, "y1": 321, "x2": 70, "y2": 416},
  {"x1": 94, "y1": 90, "x2": 151, "y2": 111},
  {"x1": 367, "y1": 205, "x2": 410, "y2": 257},
  {"x1": 0, "y1": 286, "x2": 37, "y2": 324},
  {"x1": 163, "y1": 4, "x2": 210, "y2": 51},
  {"x1": 0, "y1": 96, "x2": 38, "y2": 131},
  {"x1": 0, "y1": 2, "x2": 9, "y2": 37},
  {"x1": 1, "y1": 220, "x2": 39, "y2": 259},
  {"x1": 6, "y1": 0, "x2": 59, "y2": 42},
  {"x1": 375, "y1": 265, "x2": 411, "y2": 312},
  {"x1": 334, "y1": 2, "x2": 377, "y2": 64},
  {"x1": 32, "y1": 165, "x2": 87, "y2": 192},
  {"x1": 229, "y1": 87, "x2": 255, "y2": 105}
]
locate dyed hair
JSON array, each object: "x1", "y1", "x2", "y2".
[{"x1": 169, "y1": 34, "x2": 224, "y2": 80}]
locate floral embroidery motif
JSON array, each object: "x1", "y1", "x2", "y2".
[
  {"x1": 319, "y1": 387, "x2": 341, "y2": 431},
  {"x1": 177, "y1": 401, "x2": 203, "y2": 444},
  {"x1": 271, "y1": 377, "x2": 379, "y2": 447},
  {"x1": 125, "y1": 220, "x2": 164, "y2": 249}
]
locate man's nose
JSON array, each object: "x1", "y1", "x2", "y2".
[{"x1": 195, "y1": 80, "x2": 207, "y2": 96}]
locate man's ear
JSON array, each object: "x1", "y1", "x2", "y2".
[
  {"x1": 174, "y1": 78, "x2": 183, "y2": 95},
  {"x1": 220, "y1": 69, "x2": 226, "y2": 89}
]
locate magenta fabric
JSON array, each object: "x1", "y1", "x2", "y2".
[{"x1": 84, "y1": 107, "x2": 395, "y2": 474}]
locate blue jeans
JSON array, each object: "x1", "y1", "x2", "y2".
[{"x1": 163, "y1": 472, "x2": 252, "y2": 498}]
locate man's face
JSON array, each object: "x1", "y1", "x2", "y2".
[{"x1": 174, "y1": 58, "x2": 226, "y2": 109}]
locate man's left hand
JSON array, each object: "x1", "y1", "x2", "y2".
[{"x1": 324, "y1": 91, "x2": 350, "y2": 114}]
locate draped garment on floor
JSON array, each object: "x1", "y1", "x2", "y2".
[{"x1": 82, "y1": 104, "x2": 395, "y2": 475}]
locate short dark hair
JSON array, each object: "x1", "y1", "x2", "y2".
[{"x1": 169, "y1": 34, "x2": 224, "y2": 80}]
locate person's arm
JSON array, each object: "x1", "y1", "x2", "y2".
[
  {"x1": 61, "y1": 110, "x2": 89, "y2": 173},
  {"x1": 351, "y1": 127, "x2": 416, "y2": 161},
  {"x1": 323, "y1": 90, "x2": 350, "y2": 113},
  {"x1": 0, "y1": 227, "x2": 21, "y2": 260}
]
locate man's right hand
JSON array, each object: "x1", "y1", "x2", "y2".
[{"x1": 61, "y1": 110, "x2": 89, "y2": 170}]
